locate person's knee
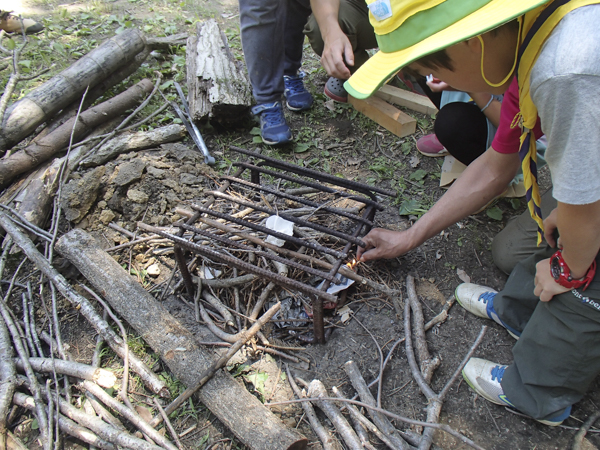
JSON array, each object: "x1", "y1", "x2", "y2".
[{"x1": 492, "y1": 229, "x2": 519, "y2": 275}]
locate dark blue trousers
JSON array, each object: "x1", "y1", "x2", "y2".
[{"x1": 239, "y1": 0, "x2": 311, "y2": 104}]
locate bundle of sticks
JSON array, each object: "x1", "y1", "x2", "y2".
[{"x1": 0, "y1": 214, "x2": 181, "y2": 450}]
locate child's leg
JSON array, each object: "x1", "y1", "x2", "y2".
[
  {"x1": 494, "y1": 250, "x2": 600, "y2": 420},
  {"x1": 434, "y1": 102, "x2": 488, "y2": 165}
]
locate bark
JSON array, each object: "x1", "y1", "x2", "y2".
[
  {"x1": 0, "y1": 214, "x2": 169, "y2": 397},
  {"x1": 0, "y1": 29, "x2": 147, "y2": 151},
  {"x1": 0, "y1": 79, "x2": 154, "y2": 189},
  {"x1": 55, "y1": 228, "x2": 308, "y2": 450},
  {"x1": 187, "y1": 19, "x2": 251, "y2": 124},
  {"x1": 14, "y1": 357, "x2": 117, "y2": 388}
]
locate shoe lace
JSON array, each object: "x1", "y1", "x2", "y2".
[
  {"x1": 490, "y1": 365, "x2": 507, "y2": 382},
  {"x1": 260, "y1": 105, "x2": 286, "y2": 127},
  {"x1": 284, "y1": 74, "x2": 307, "y2": 95},
  {"x1": 478, "y1": 291, "x2": 496, "y2": 305}
]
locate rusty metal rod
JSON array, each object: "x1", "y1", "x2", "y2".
[
  {"x1": 230, "y1": 145, "x2": 397, "y2": 197},
  {"x1": 178, "y1": 223, "x2": 341, "y2": 284},
  {"x1": 190, "y1": 204, "x2": 347, "y2": 259},
  {"x1": 233, "y1": 162, "x2": 384, "y2": 210},
  {"x1": 220, "y1": 175, "x2": 374, "y2": 226},
  {"x1": 138, "y1": 223, "x2": 339, "y2": 303},
  {"x1": 206, "y1": 191, "x2": 367, "y2": 248}
]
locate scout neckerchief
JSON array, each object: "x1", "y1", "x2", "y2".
[{"x1": 515, "y1": 0, "x2": 600, "y2": 245}]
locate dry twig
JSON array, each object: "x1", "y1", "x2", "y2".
[
  {"x1": 286, "y1": 366, "x2": 340, "y2": 450},
  {"x1": 307, "y1": 379, "x2": 362, "y2": 450}
]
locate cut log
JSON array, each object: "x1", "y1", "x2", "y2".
[
  {"x1": 79, "y1": 124, "x2": 186, "y2": 167},
  {"x1": 0, "y1": 79, "x2": 154, "y2": 189},
  {"x1": 186, "y1": 19, "x2": 251, "y2": 124},
  {"x1": 55, "y1": 229, "x2": 308, "y2": 450},
  {"x1": 348, "y1": 94, "x2": 416, "y2": 138},
  {"x1": 374, "y1": 84, "x2": 438, "y2": 116},
  {"x1": 0, "y1": 29, "x2": 147, "y2": 151}
]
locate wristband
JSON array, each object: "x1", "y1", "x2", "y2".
[{"x1": 480, "y1": 96, "x2": 494, "y2": 113}]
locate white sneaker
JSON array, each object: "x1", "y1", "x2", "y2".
[
  {"x1": 455, "y1": 283, "x2": 520, "y2": 339},
  {"x1": 462, "y1": 357, "x2": 570, "y2": 426}
]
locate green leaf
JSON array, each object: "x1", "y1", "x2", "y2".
[
  {"x1": 249, "y1": 127, "x2": 262, "y2": 136},
  {"x1": 5, "y1": 38, "x2": 15, "y2": 50},
  {"x1": 159, "y1": 80, "x2": 173, "y2": 90},
  {"x1": 510, "y1": 198, "x2": 521, "y2": 210},
  {"x1": 409, "y1": 169, "x2": 428, "y2": 181},
  {"x1": 18, "y1": 60, "x2": 31, "y2": 69},
  {"x1": 486, "y1": 206, "x2": 503, "y2": 221},
  {"x1": 243, "y1": 371, "x2": 268, "y2": 395},
  {"x1": 294, "y1": 143, "x2": 311, "y2": 153},
  {"x1": 229, "y1": 364, "x2": 250, "y2": 378},
  {"x1": 52, "y1": 42, "x2": 65, "y2": 53},
  {"x1": 252, "y1": 136, "x2": 264, "y2": 144},
  {"x1": 398, "y1": 199, "x2": 426, "y2": 216},
  {"x1": 401, "y1": 141, "x2": 412, "y2": 155},
  {"x1": 31, "y1": 418, "x2": 39, "y2": 430}
]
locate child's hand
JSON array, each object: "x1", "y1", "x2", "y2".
[{"x1": 426, "y1": 74, "x2": 450, "y2": 92}]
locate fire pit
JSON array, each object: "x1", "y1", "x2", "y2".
[{"x1": 144, "y1": 146, "x2": 397, "y2": 343}]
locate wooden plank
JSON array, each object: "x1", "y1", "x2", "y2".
[
  {"x1": 374, "y1": 84, "x2": 437, "y2": 116},
  {"x1": 349, "y1": 94, "x2": 416, "y2": 138}
]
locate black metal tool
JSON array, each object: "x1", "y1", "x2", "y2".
[{"x1": 172, "y1": 81, "x2": 216, "y2": 165}]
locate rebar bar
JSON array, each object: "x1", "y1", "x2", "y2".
[
  {"x1": 190, "y1": 204, "x2": 346, "y2": 259},
  {"x1": 220, "y1": 175, "x2": 374, "y2": 225},
  {"x1": 233, "y1": 162, "x2": 384, "y2": 210},
  {"x1": 179, "y1": 223, "x2": 341, "y2": 284},
  {"x1": 230, "y1": 146, "x2": 397, "y2": 197}
]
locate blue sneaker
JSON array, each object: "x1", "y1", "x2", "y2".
[
  {"x1": 251, "y1": 102, "x2": 292, "y2": 146},
  {"x1": 462, "y1": 358, "x2": 571, "y2": 426},
  {"x1": 283, "y1": 72, "x2": 313, "y2": 111},
  {"x1": 455, "y1": 283, "x2": 520, "y2": 339}
]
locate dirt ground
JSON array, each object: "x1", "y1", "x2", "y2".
[{"x1": 5, "y1": 1, "x2": 600, "y2": 449}]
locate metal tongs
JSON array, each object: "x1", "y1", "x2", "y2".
[{"x1": 171, "y1": 81, "x2": 216, "y2": 166}]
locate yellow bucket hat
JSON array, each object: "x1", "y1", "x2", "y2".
[{"x1": 345, "y1": 0, "x2": 550, "y2": 99}]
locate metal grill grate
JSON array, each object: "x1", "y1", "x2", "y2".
[{"x1": 144, "y1": 146, "x2": 396, "y2": 343}]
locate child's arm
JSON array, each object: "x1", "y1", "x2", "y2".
[{"x1": 357, "y1": 147, "x2": 520, "y2": 261}]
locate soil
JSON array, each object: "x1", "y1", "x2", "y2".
[{"x1": 6, "y1": 1, "x2": 600, "y2": 450}]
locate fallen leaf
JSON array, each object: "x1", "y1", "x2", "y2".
[
  {"x1": 324, "y1": 99, "x2": 336, "y2": 111},
  {"x1": 409, "y1": 155, "x2": 420, "y2": 168},
  {"x1": 456, "y1": 268, "x2": 471, "y2": 284},
  {"x1": 135, "y1": 405, "x2": 153, "y2": 422}
]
